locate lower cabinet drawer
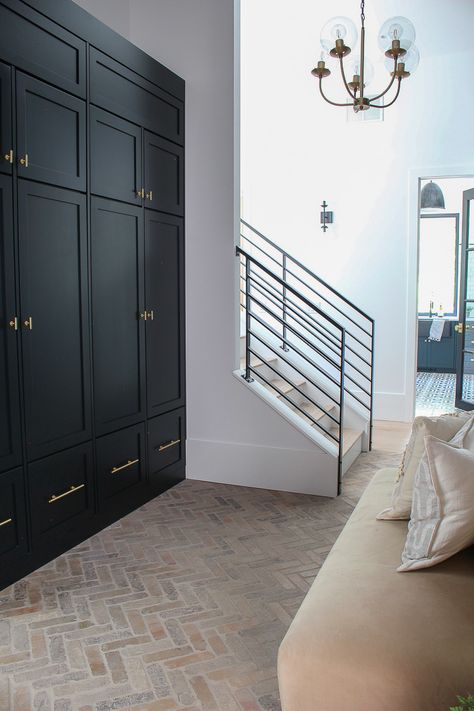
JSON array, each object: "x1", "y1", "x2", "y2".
[
  {"x1": 28, "y1": 443, "x2": 93, "y2": 547},
  {"x1": 148, "y1": 408, "x2": 185, "y2": 489},
  {"x1": 0, "y1": 467, "x2": 27, "y2": 560},
  {"x1": 96, "y1": 423, "x2": 146, "y2": 507}
]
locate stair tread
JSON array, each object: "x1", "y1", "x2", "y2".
[
  {"x1": 239, "y1": 355, "x2": 278, "y2": 370},
  {"x1": 301, "y1": 401, "x2": 336, "y2": 421},
  {"x1": 341, "y1": 428, "x2": 362, "y2": 455},
  {"x1": 271, "y1": 377, "x2": 306, "y2": 395}
]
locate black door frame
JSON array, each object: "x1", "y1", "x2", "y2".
[{"x1": 455, "y1": 187, "x2": 474, "y2": 410}]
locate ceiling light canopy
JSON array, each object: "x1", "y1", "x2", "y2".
[{"x1": 312, "y1": 1, "x2": 420, "y2": 113}]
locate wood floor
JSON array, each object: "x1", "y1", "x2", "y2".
[{"x1": 0, "y1": 429, "x2": 404, "y2": 711}]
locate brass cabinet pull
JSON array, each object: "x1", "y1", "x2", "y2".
[
  {"x1": 23, "y1": 316, "x2": 33, "y2": 330},
  {"x1": 146, "y1": 190, "x2": 153, "y2": 201},
  {"x1": 110, "y1": 458, "x2": 139, "y2": 475},
  {"x1": 138, "y1": 311, "x2": 147, "y2": 321},
  {"x1": 454, "y1": 323, "x2": 463, "y2": 334},
  {"x1": 49, "y1": 483, "x2": 85, "y2": 504},
  {"x1": 0, "y1": 517, "x2": 13, "y2": 528},
  {"x1": 19, "y1": 154, "x2": 29, "y2": 167},
  {"x1": 158, "y1": 438, "x2": 181, "y2": 453},
  {"x1": 137, "y1": 188, "x2": 145, "y2": 199},
  {"x1": 146, "y1": 309, "x2": 154, "y2": 321},
  {"x1": 9, "y1": 317, "x2": 18, "y2": 331},
  {"x1": 4, "y1": 149, "x2": 13, "y2": 164}
]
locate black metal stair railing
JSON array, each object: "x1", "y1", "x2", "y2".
[{"x1": 237, "y1": 220, "x2": 375, "y2": 482}]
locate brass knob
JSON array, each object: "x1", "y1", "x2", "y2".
[
  {"x1": 4, "y1": 149, "x2": 13, "y2": 163},
  {"x1": 19, "y1": 154, "x2": 29, "y2": 167},
  {"x1": 23, "y1": 316, "x2": 33, "y2": 330},
  {"x1": 454, "y1": 323, "x2": 464, "y2": 334},
  {"x1": 146, "y1": 190, "x2": 153, "y2": 201},
  {"x1": 9, "y1": 317, "x2": 18, "y2": 331}
]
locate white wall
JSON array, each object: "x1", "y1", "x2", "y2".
[
  {"x1": 241, "y1": 0, "x2": 474, "y2": 421},
  {"x1": 72, "y1": 0, "x2": 131, "y2": 38}
]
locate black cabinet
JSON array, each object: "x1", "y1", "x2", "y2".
[
  {"x1": 0, "y1": 62, "x2": 13, "y2": 175},
  {"x1": 0, "y1": 467, "x2": 27, "y2": 561},
  {"x1": 0, "y1": 175, "x2": 22, "y2": 473},
  {"x1": 148, "y1": 408, "x2": 186, "y2": 492},
  {"x1": 96, "y1": 423, "x2": 146, "y2": 509},
  {"x1": 417, "y1": 320, "x2": 456, "y2": 373},
  {"x1": 16, "y1": 73, "x2": 86, "y2": 191},
  {"x1": 90, "y1": 107, "x2": 142, "y2": 205},
  {"x1": 28, "y1": 443, "x2": 93, "y2": 548},
  {"x1": 145, "y1": 212, "x2": 185, "y2": 416},
  {"x1": 144, "y1": 131, "x2": 184, "y2": 216},
  {"x1": 18, "y1": 181, "x2": 91, "y2": 460},
  {"x1": 91, "y1": 197, "x2": 146, "y2": 435},
  {"x1": 0, "y1": 0, "x2": 185, "y2": 591}
]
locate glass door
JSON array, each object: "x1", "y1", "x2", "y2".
[{"x1": 455, "y1": 187, "x2": 474, "y2": 410}]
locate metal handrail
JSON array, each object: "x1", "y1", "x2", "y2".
[{"x1": 239, "y1": 221, "x2": 374, "y2": 452}]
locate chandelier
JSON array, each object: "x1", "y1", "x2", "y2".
[{"x1": 311, "y1": 0, "x2": 419, "y2": 112}]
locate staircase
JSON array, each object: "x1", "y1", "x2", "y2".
[{"x1": 235, "y1": 220, "x2": 375, "y2": 495}]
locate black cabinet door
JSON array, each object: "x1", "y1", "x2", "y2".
[
  {"x1": 0, "y1": 62, "x2": 13, "y2": 176},
  {"x1": 145, "y1": 212, "x2": 185, "y2": 417},
  {"x1": 0, "y1": 176, "x2": 21, "y2": 472},
  {"x1": 96, "y1": 423, "x2": 146, "y2": 510},
  {"x1": 16, "y1": 73, "x2": 86, "y2": 191},
  {"x1": 144, "y1": 131, "x2": 184, "y2": 216},
  {"x1": 28, "y1": 442, "x2": 93, "y2": 549},
  {"x1": 90, "y1": 107, "x2": 142, "y2": 206},
  {"x1": 18, "y1": 181, "x2": 91, "y2": 460},
  {"x1": 91, "y1": 197, "x2": 146, "y2": 435},
  {"x1": 148, "y1": 408, "x2": 185, "y2": 492},
  {"x1": 0, "y1": 467, "x2": 27, "y2": 563}
]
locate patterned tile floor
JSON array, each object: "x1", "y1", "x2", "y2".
[
  {"x1": 416, "y1": 371, "x2": 474, "y2": 416},
  {"x1": 0, "y1": 449, "x2": 399, "y2": 711}
]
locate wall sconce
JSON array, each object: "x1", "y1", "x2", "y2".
[{"x1": 320, "y1": 201, "x2": 334, "y2": 232}]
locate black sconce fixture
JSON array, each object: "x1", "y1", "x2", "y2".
[{"x1": 320, "y1": 201, "x2": 334, "y2": 232}]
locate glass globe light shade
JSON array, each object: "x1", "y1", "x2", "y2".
[
  {"x1": 384, "y1": 44, "x2": 420, "y2": 75},
  {"x1": 320, "y1": 16, "x2": 358, "y2": 54},
  {"x1": 348, "y1": 57, "x2": 374, "y2": 87},
  {"x1": 378, "y1": 16, "x2": 416, "y2": 53}
]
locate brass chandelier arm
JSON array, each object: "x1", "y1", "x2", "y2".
[
  {"x1": 370, "y1": 77, "x2": 402, "y2": 108},
  {"x1": 338, "y1": 57, "x2": 356, "y2": 99},
  {"x1": 369, "y1": 57, "x2": 397, "y2": 101},
  {"x1": 318, "y1": 78, "x2": 353, "y2": 107}
]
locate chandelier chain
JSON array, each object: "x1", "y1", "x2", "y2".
[{"x1": 360, "y1": 0, "x2": 365, "y2": 28}]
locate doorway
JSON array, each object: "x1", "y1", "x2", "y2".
[{"x1": 415, "y1": 176, "x2": 474, "y2": 416}]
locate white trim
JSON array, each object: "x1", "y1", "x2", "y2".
[{"x1": 406, "y1": 164, "x2": 474, "y2": 421}]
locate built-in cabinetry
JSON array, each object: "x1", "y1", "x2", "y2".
[
  {"x1": 0, "y1": 0, "x2": 185, "y2": 590},
  {"x1": 417, "y1": 320, "x2": 456, "y2": 373}
]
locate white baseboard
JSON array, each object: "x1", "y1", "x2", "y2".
[
  {"x1": 374, "y1": 391, "x2": 412, "y2": 422},
  {"x1": 186, "y1": 437, "x2": 338, "y2": 497}
]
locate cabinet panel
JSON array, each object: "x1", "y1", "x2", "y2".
[
  {"x1": 145, "y1": 212, "x2": 185, "y2": 417},
  {"x1": 17, "y1": 73, "x2": 86, "y2": 191},
  {"x1": 91, "y1": 197, "x2": 146, "y2": 435},
  {"x1": 28, "y1": 443, "x2": 93, "y2": 548},
  {"x1": 90, "y1": 48, "x2": 183, "y2": 145},
  {"x1": 0, "y1": 467, "x2": 27, "y2": 561},
  {"x1": 0, "y1": 1, "x2": 86, "y2": 97},
  {"x1": 144, "y1": 132, "x2": 184, "y2": 216},
  {"x1": 96, "y1": 423, "x2": 146, "y2": 509},
  {"x1": 0, "y1": 175, "x2": 22, "y2": 472},
  {"x1": 90, "y1": 107, "x2": 142, "y2": 205},
  {"x1": 148, "y1": 408, "x2": 185, "y2": 491},
  {"x1": 0, "y1": 62, "x2": 13, "y2": 176},
  {"x1": 18, "y1": 181, "x2": 91, "y2": 460}
]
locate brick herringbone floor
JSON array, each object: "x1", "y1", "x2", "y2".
[{"x1": 0, "y1": 450, "x2": 399, "y2": 711}]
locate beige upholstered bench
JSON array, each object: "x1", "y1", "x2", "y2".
[{"x1": 278, "y1": 468, "x2": 474, "y2": 711}]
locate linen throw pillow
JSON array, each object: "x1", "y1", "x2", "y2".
[
  {"x1": 398, "y1": 427, "x2": 474, "y2": 572},
  {"x1": 377, "y1": 412, "x2": 472, "y2": 520}
]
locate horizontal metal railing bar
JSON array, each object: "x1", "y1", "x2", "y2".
[
  {"x1": 247, "y1": 346, "x2": 339, "y2": 427},
  {"x1": 240, "y1": 284, "x2": 342, "y2": 363},
  {"x1": 247, "y1": 327, "x2": 341, "y2": 408},
  {"x1": 246, "y1": 281, "x2": 342, "y2": 371},
  {"x1": 241, "y1": 219, "x2": 374, "y2": 326},
  {"x1": 248, "y1": 308, "x2": 342, "y2": 390},
  {"x1": 245, "y1": 270, "x2": 343, "y2": 354},
  {"x1": 285, "y1": 264, "x2": 373, "y2": 339},
  {"x1": 242, "y1": 274, "x2": 372, "y2": 395},
  {"x1": 237, "y1": 247, "x2": 344, "y2": 334},
  {"x1": 247, "y1": 361, "x2": 340, "y2": 444},
  {"x1": 344, "y1": 387, "x2": 370, "y2": 411},
  {"x1": 240, "y1": 234, "x2": 282, "y2": 268}
]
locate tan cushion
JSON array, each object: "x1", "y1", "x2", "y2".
[
  {"x1": 399, "y1": 427, "x2": 474, "y2": 571},
  {"x1": 377, "y1": 412, "x2": 472, "y2": 520},
  {"x1": 278, "y1": 468, "x2": 474, "y2": 711}
]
